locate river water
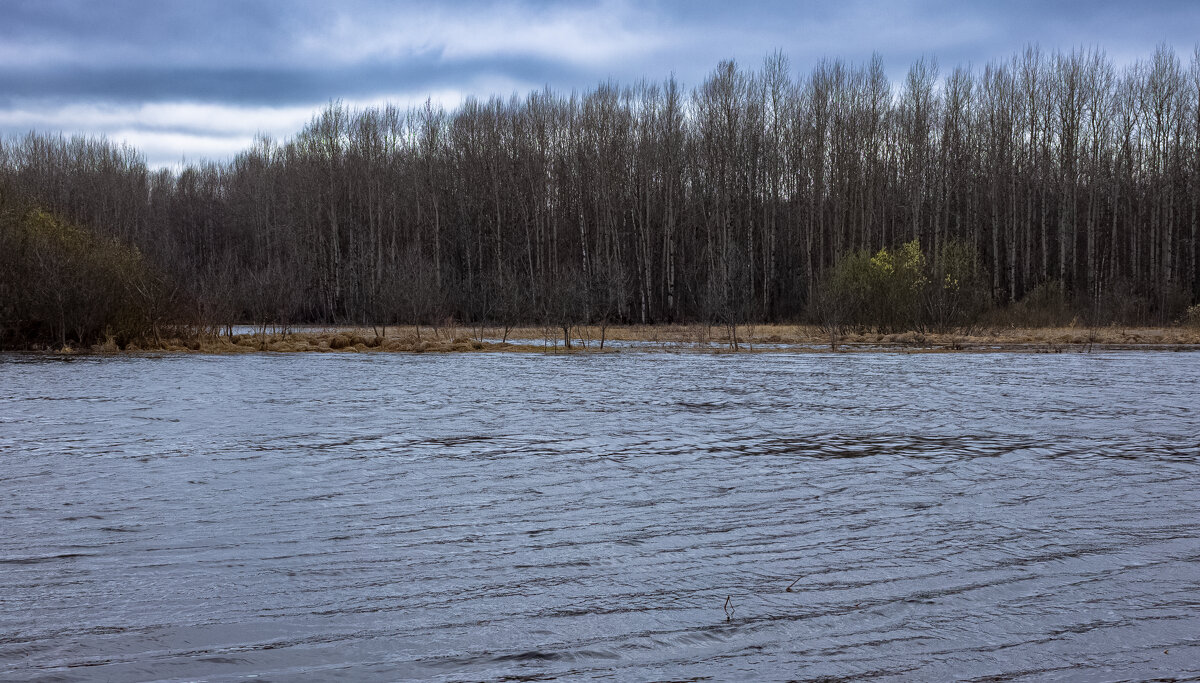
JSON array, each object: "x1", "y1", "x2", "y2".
[{"x1": 2, "y1": 351, "x2": 1198, "y2": 681}]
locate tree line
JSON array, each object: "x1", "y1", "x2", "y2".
[{"x1": 2, "y1": 45, "x2": 1199, "y2": 347}]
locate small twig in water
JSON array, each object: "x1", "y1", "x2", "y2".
[
  {"x1": 786, "y1": 576, "x2": 802, "y2": 592},
  {"x1": 723, "y1": 595, "x2": 735, "y2": 622}
]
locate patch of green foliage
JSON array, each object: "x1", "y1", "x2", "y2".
[
  {"x1": 0, "y1": 188, "x2": 171, "y2": 349},
  {"x1": 813, "y1": 239, "x2": 991, "y2": 333}
]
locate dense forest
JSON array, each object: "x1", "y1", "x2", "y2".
[{"x1": 3, "y1": 45, "x2": 1200, "y2": 348}]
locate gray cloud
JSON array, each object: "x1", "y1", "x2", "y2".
[
  {"x1": 2, "y1": 0, "x2": 1197, "y2": 167},
  {"x1": 0, "y1": 58, "x2": 587, "y2": 106}
]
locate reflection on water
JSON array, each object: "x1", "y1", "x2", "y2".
[{"x1": 1, "y1": 352, "x2": 1199, "y2": 681}]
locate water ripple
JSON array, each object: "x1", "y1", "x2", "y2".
[{"x1": 1, "y1": 351, "x2": 1198, "y2": 681}]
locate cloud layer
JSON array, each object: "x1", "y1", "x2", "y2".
[{"x1": 2, "y1": 0, "x2": 1197, "y2": 167}]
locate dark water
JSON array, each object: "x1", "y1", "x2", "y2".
[{"x1": 2, "y1": 351, "x2": 1199, "y2": 681}]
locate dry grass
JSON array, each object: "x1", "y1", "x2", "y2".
[
  {"x1": 78, "y1": 322, "x2": 1200, "y2": 355},
  {"x1": 475, "y1": 322, "x2": 1200, "y2": 349}
]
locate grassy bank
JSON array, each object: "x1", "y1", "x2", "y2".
[{"x1": 29, "y1": 323, "x2": 1200, "y2": 355}]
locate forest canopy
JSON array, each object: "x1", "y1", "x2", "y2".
[{"x1": 2, "y1": 45, "x2": 1199, "y2": 347}]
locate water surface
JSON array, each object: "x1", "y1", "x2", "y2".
[{"x1": 2, "y1": 351, "x2": 1198, "y2": 681}]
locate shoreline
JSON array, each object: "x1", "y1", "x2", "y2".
[{"x1": 11, "y1": 324, "x2": 1200, "y2": 356}]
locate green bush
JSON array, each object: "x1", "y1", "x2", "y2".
[
  {"x1": 814, "y1": 239, "x2": 924, "y2": 332},
  {"x1": 925, "y1": 239, "x2": 991, "y2": 332},
  {"x1": 812, "y1": 238, "x2": 991, "y2": 333},
  {"x1": 0, "y1": 195, "x2": 169, "y2": 348}
]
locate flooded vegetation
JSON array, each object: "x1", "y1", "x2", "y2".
[{"x1": 3, "y1": 351, "x2": 1198, "y2": 680}]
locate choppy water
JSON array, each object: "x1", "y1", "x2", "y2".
[{"x1": 2, "y1": 351, "x2": 1199, "y2": 681}]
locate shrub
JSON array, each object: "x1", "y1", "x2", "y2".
[
  {"x1": 1015, "y1": 281, "x2": 1071, "y2": 327},
  {"x1": 1183, "y1": 304, "x2": 1200, "y2": 328},
  {"x1": 924, "y1": 239, "x2": 991, "y2": 332},
  {"x1": 812, "y1": 239, "x2": 932, "y2": 333},
  {"x1": 0, "y1": 198, "x2": 171, "y2": 348}
]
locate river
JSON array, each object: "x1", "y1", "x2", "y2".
[{"x1": 2, "y1": 351, "x2": 1198, "y2": 680}]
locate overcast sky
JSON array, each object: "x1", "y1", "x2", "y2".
[{"x1": 2, "y1": 0, "x2": 1197, "y2": 168}]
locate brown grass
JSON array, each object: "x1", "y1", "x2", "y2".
[{"x1": 77, "y1": 323, "x2": 1200, "y2": 355}]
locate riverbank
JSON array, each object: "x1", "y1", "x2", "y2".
[{"x1": 30, "y1": 323, "x2": 1200, "y2": 354}]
